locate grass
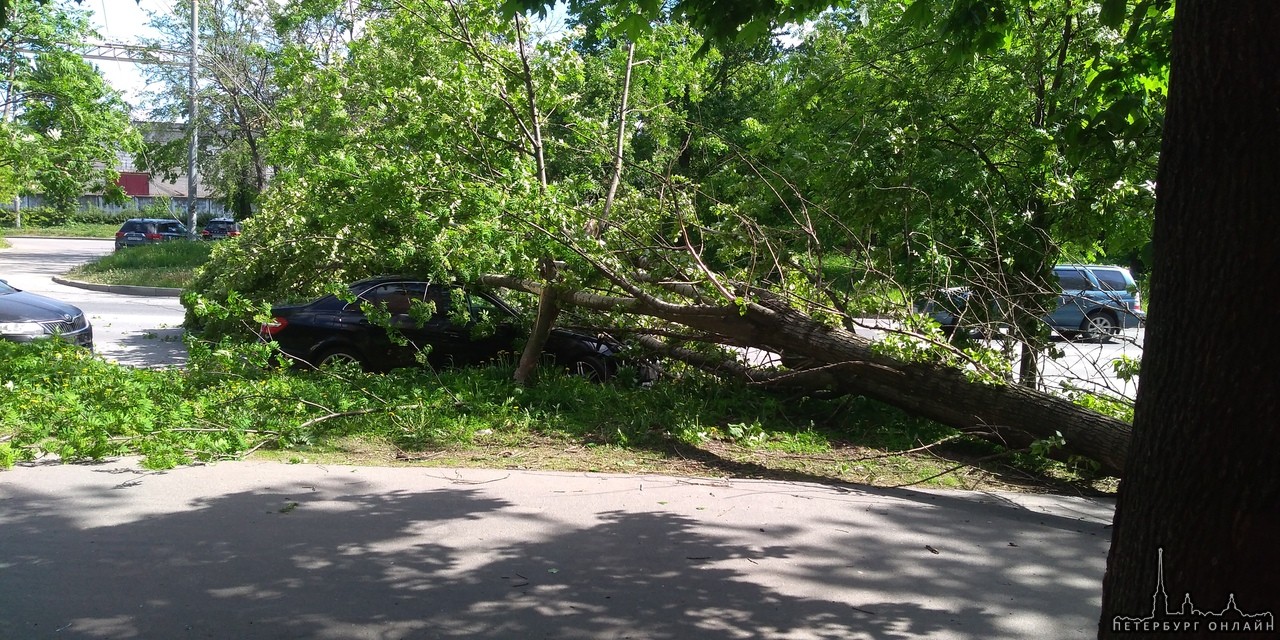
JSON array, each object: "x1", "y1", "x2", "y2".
[
  {"x1": 1, "y1": 223, "x2": 119, "y2": 238},
  {"x1": 65, "y1": 240, "x2": 213, "y2": 289},
  {"x1": 0, "y1": 338, "x2": 1117, "y2": 494}
]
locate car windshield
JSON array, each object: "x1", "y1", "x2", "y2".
[{"x1": 0, "y1": 281, "x2": 16, "y2": 295}]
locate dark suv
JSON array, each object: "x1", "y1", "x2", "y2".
[
  {"x1": 114, "y1": 218, "x2": 189, "y2": 250},
  {"x1": 200, "y1": 218, "x2": 241, "y2": 240}
]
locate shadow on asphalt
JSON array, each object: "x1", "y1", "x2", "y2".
[
  {"x1": 0, "y1": 465, "x2": 1110, "y2": 639},
  {"x1": 99, "y1": 327, "x2": 188, "y2": 368}
]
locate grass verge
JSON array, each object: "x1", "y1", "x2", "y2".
[
  {"x1": 1, "y1": 223, "x2": 119, "y2": 238},
  {"x1": 0, "y1": 339, "x2": 1116, "y2": 494},
  {"x1": 65, "y1": 240, "x2": 213, "y2": 289}
]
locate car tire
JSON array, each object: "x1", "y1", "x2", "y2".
[
  {"x1": 1081, "y1": 311, "x2": 1118, "y2": 344},
  {"x1": 315, "y1": 346, "x2": 366, "y2": 370},
  {"x1": 569, "y1": 356, "x2": 609, "y2": 382}
]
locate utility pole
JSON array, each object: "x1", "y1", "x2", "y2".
[
  {"x1": 4, "y1": 3, "x2": 18, "y2": 229},
  {"x1": 186, "y1": 0, "x2": 199, "y2": 238}
]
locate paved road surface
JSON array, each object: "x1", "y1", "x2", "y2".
[
  {"x1": 0, "y1": 237, "x2": 187, "y2": 367},
  {"x1": 0, "y1": 459, "x2": 1115, "y2": 640}
]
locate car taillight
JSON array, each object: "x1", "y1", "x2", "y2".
[
  {"x1": 1133, "y1": 295, "x2": 1142, "y2": 312},
  {"x1": 228, "y1": 230, "x2": 240, "y2": 237},
  {"x1": 260, "y1": 317, "x2": 288, "y2": 336},
  {"x1": 201, "y1": 230, "x2": 211, "y2": 237},
  {"x1": 115, "y1": 231, "x2": 126, "y2": 238},
  {"x1": 145, "y1": 233, "x2": 162, "y2": 240}
]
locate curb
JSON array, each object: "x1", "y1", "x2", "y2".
[{"x1": 52, "y1": 275, "x2": 182, "y2": 298}]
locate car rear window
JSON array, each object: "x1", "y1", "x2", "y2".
[{"x1": 1090, "y1": 268, "x2": 1134, "y2": 291}]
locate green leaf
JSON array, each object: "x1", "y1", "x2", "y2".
[
  {"x1": 900, "y1": 0, "x2": 934, "y2": 27},
  {"x1": 1099, "y1": 0, "x2": 1127, "y2": 28},
  {"x1": 618, "y1": 14, "x2": 651, "y2": 40}
]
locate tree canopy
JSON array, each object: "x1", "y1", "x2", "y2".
[{"x1": 1, "y1": 0, "x2": 138, "y2": 212}]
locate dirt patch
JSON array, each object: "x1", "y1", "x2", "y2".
[{"x1": 253, "y1": 434, "x2": 1117, "y2": 496}]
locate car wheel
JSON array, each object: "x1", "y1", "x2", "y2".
[
  {"x1": 569, "y1": 356, "x2": 609, "y2": 382},
  {"x1": 1081, "y1": 311, "x2": 1118, "y2": 344},
  {"x1": 315, "y1": 346, "x2": 366, "y2": 370}
]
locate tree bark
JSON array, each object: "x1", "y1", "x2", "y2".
[
  {"x1": 598, "y1": 42, "x2": 635, "y2": 232},
  {"x1": 1100, "y1": 2, "x2": 1280, "y2": 632},
  {"x1": 481, "y1": 273, "x2": 1132, "y2": 475},
  {"x1": 512, "y1": 258, "x2": 561, "y2": 386}
]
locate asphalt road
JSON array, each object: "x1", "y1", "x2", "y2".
[
  {"x1": 0, "y1": 458, "x2": 1116, "y2": 640},
  {"x1": 849, "y1": 317, "x2": 1143, "y2": 400},
  {"x1": 0, "y1": 236, "x2": 187, "y2": 367}
]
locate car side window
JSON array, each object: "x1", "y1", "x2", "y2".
[
  {"x1": 352, "y1": 283, "x2": 447, "y2": 319},
  {"x1": 357, "y1": 284, "x2": 414, "y2": 314},
  {"x1": 468, "y1": 294, "x2": 501, "y2": 316},
  {"x1": 1056, "y1": 270, "x2": 1092, "y2": 291}
]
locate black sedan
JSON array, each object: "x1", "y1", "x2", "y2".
[
  {"x1": 260, "y1": 277, "x2": 624, "y2": 380},
  {"x1": 0, "y1": 279, "x2": 93, "y2": 349}
]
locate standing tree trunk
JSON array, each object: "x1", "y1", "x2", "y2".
[{"x1": 1099, "y1": 2, "x2": 1280, "y2": 632}]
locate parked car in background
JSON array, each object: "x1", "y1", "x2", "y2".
[
  {"x1": 914, "y1": 264, "x2": 1145, "y2": 343},
  {"x1": 199, "y1": 218, "x2": 241, "y2": 240},
  {"x1": 114, "y1": 218, "x2": 188, "y2": 250},
  {"x1": 260, "y1": 276, "x2": 638, "y2": 381},
  {"x1": 0, "y1": 279, "x2": 93, "y2": 349}
]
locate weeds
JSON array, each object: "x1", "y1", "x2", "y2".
[
  {"x1": 66, "y1": 241, "x2": 213, "y2": 289},
  {"x1": 0, "y1": 339, "x2": 1111, "y2": 491}
]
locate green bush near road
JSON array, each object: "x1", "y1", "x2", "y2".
[
  {"x1": 0, "y1": 338, "x2": 1076, "y2": 490},
  {"x1": 66, "y1": 240, "x2": 213, "y2": 289}
]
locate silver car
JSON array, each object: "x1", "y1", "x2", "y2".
[{"x1": 0, "y1": 279, "x2": 93, "y2": 349}]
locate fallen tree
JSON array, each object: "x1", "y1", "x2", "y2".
[
  {"x1": 181, "y1": 0, "x2": 1140, "y2": 478},
  {"x1": 480, "y1": 273, "x2": 1132, "y2": 477}
]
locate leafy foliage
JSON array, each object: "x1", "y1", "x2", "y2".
[
  {"x1": 0, "y1": 0, "x2": 139, "y2": 214},
  {"x1": 0, "y1": 339, "x2": 955, "y2": 474}
]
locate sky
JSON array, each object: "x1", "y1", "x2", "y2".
[
  {"x1": 77, "y1": 0, "x2": 173, "y2": 104},
  {"x1": 73, "y1": 0, "x2": 571, "y2": 109}
]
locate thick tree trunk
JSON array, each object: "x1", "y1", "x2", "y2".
[
  {"x1": 481, "y1": 274, "x2": 1132, "y2": 475},
  {"x1": 1099, "y1": 2, "x2": 1280, "y2": 633},
  {"x1": 513, "y1": 259, "x2": 561, "y2": 385}
]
